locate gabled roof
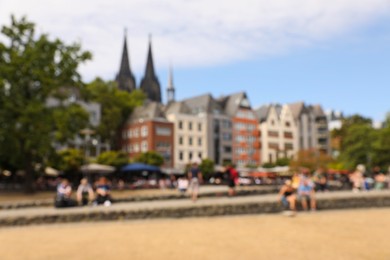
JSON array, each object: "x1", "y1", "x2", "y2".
[
  {"x1": 255, "y1": 105, "x2": 270, "y2": 123},
  {"x1": 288, "y1": 102, "x2": 305, "y2": 120},
  {"x1": 128, "y1": 101, "x2": 166, "y2": 122},
  {"x1": 165, "y1": 101, "x2": 191, "y2": 115},
  {"x1": 311, "y1": 104, "x2": 326, "y2": 117},
  {"x1": 218, "y1": 92, "x2": 249, "y2": 117},
  {"x1": 182, "y1": 93, "x2": 224, "y2": 115}
]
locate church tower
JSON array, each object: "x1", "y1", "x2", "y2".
[
  {"x1": 139, "y1": 36, "x2": 162, "y2": 103},
  {"x1": 166, "y1": 65, "x2": 175, "y2": 103},
  {"x1": 116, "y1": 29, "x2": 136, "y2": 92}
]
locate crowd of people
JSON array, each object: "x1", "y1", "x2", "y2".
[{"x1": 55, "y1": 176, "x2": 112, "y2": 208}]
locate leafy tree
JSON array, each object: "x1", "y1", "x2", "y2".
[
  {"x1": 0, "y1": 16, "x2": 91, "y2": 192},
  {"x1": 54, "y1": 148, "x2": 85, "y2": 173},
  {"x1": 134, "y1": 151, "x2": 164, "y2": 167},
  {"x1": 96, "y1": 150, "x2": 129, "y2": 168},
  {"x1": 338, "y1": 123, "x2": 374, "y2": 170},
  {"x1": 371, "y1": 122, "x2": 390, "y2": 169},
  {"x1": 289, "y1": 149, "x2": 333, "y2": 172},
  {"x1": 199, "y1": 158, "x2": 214, "y2": 178},
  {"x1": 84, "y1": 78, "x2": 145, "y2": 149},
  {"x1": 275, "y1": 157, "x2": 290, "y2": 167}
]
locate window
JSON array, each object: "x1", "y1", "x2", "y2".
[
  {"x1": 134, "y1": 144, "x2": 139, "y2": 152},
  {"x1": 179, "y1": 136, "x2": 183, "y2": 145},
  {"x1": 179, "y1": 121, "x2": 183, "y2": 129},
  {"x1": 284, "y1": 132, "x2": 293, "y2": 139},
  {"x1": 285, "y1": 143, "x2": 293, "y2": 150},
  {"x1": 156, "y1": 127, "x2": 171, "y2": 136},
  {"x1": 134, "y1": 128, "x2": 139, "y2": 137},
  {"x1": 189, "y1": 122, "x2": 192, "y2": 130},
  {"x1": 141, "y1": 126, "x2": 148, "y2": 137},
  {"x1": 269, "y1": 143, "x2": 279, "y2": 149},
  {"x1": 285, "y1": 121, "x2": 291, "y2": 127},
  {"x1": 141, "y1": 141, "x2": 148, "y2": 152},
  {"x1": 198, "y1": 152, "x2": 202, "y2": 159},
  {"x1": 189, "y1": 137, "x2": 193, "y2": 145},
  {"x1": 179, "y1": 151, "x2": 183, "y2": 161},
  {"x1": 198, "y1": 123, "x2": 202, "y2": 131},
  {"x1": 224, "y1": 146, "x2": 232, "y2": 153},
  {"x1": 223, "y1": 133, "x2": 232, "y2": 141},
  {"x1": 189, "y1": 152, "x2": 193, "y2": 160},
  {"x1": 198, "y1": 138, "x2": 202, "y2": 146},
  {"x1": 268, "y1": 131, "x2": 279, "y2": 137}
]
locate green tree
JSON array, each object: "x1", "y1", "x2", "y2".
[
  {"x1": 54, "y1": 148, "x2": 85, "y2": 173},
  {"x1": 0, "y1": 16, "x2": 91, "y2": 192},
  {"x1": 289, "y1": 149, "x2": 333, "y2": 172},
  {"x1": 134, "y1": 151, "x2": 164, "y2": 167},
  {"x1": 338, "y1": 123, "x2": 374, "y2": 170},
  {"x1": 371, "y1": 121, "x2": 390, "y2": 169},
  {"x1": 84, "y1": 78, "x2": 145, "y2": 149},
  {"x1": 96, "y1": 150, "x2": 129, "y2": 168},
  {"x1": 199, "y1": 158, "x2": 214, "y2": 178}
]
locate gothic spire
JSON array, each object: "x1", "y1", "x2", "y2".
[
  {"x1": 167, "y1": 64, "x2": 175, "y2": 103},
  {"x1": 140, "y1": 35, "x2": 162, "y2": 102},
  {"x1": 116, "y1": 29, "x2": 136, "y2": 92}
]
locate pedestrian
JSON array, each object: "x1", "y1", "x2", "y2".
[
  {"x1": 225, "y1": 164, "x2": 239, "y2": 196},
  {"x1": 177, "y1": 175, "x2": 189, "y2": 194},
  {"x1": 188, "y1": 160, "x2": 203, "y2": 202},
  {"x1": 76, "y1": 178, "x2": 95, "y2": 206}
]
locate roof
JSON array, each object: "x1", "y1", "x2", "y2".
[
  {"x1": 182, "y1": 93, "x2": 224, "y2": 115},
  {"x1": 255, "y1": 105, "x2": 270, "y2": 123},
  {"x1": 128, "y1": 101, "x2": 166, "y2": 122},
  {"x1": 165, "y1": 101, "x2": 191, "y2": 115},
  {"x1": 218, "y1": 92, "x2": 249, "y2": 117},
  {"x1": 311, "y1": 104, "x2": 326, "y2": 117},
  {"x1": 288, "y1": 102, "x2": 305, "y2": 120}
]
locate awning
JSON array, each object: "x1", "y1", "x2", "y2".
[{"x1": 121, "y1": 163, "x2": 160, "y2": 173}]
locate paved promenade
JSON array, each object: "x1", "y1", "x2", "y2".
[{"x1": 1, "y1": 189, "x2": 390, "y2": 227}]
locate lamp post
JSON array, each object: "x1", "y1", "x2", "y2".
[{"x1": 80, "y1": 128, "x2": 95, "y2": 159}]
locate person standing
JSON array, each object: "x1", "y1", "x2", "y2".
[
  {"x1": 226, "y1": 164, "x2": 239, "y2": 196},
  {"x1": 188, "y1": 161, "x2": 203, "y2": 202}
]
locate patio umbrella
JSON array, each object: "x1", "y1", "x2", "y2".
[
  {"x1": 80, "y1": 163, "x2": 115, "y2": 174},
  {"x1": 121, "y1": 163, "x2": 160, "y2": 173},
  {"x1": 45, "y1": 167, "x2": 60, "y2": 177}
]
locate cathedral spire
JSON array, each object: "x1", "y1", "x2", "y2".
[
  {"x1": 140, "y1": 35, "x2": 162, "y2": 102},
  {"x1": 116, "y1": 29, "x2": 136, "y2": 92},
  {"x1": 167, "y1": 64, "x2": 175, "y2": 103}
]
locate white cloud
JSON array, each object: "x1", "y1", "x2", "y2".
[{"x1": 1, "y1": 0, "x2": 390, "y2": 81}]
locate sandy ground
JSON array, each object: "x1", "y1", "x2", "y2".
[{"x1": 0, "y1": 208, "x2": 389, "y2": 260}]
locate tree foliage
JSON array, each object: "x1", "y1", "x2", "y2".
[
  {"x1": 96, "y1": 150, "x2": 129, "y2": 168},
  {"x1": 289, "y1": 149, "x2": 333, "y2": 172},
  {"x1": 134, "y1": 151, "x2": 164, "y2": 167},
  {"x1": 199, "y1": 158, "x2": 214, "y2": 178},
  {"x1": 84, "y1": 78, "x2": 145, "y2": 149},
  {"x1": 0, "y1": 16, "x2": 91, "y2": 191}
]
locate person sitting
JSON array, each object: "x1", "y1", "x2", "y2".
[
  {"x1": 55, "y1": 179, "x2": 76, "y2": 208},
  {"x1": 298, "y1": 176, "x2": 316, "y2": 211},
  {"x1": 76, "y1": 178, "x2": 95, "y2": 206},
  {"x1": 279, "y1": 180, "x2": 296, "y2": 216},
  {"x1": 177, "y1": 176, "x2": 189, "y2": 194},
  {"x1": 94, "y1": 177, "x2": 112, "y2": 206}
]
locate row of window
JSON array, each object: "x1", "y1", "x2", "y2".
[
  {"x1": 235, "y1": 147, "x2": 256, "y2": 155},
  {"x1": 122, "y1": 126, "x2": 148, "y2": 139},
  {"x1": 267, "y1": 143, "x2": 294, "y2": 150},
  {"x1": 124, "y1": 141, "x2": 148, "y2": 153},
  {"x1": 178, "y1": 151, "x2": 203, "y2": 162},
  {"x1": 178, "y1": 121, "x2": 202, "y2": 132},
  {"x1": 214, "y1": 119, "x2": 232, "y2": 128},
  {"x1": 235, "y1": 135, "x2": 257, "y2": 143},
  {"x1": 236, "y1": 110, "x2": 256, "y2": 120},
  {"x1": 234, "y1": 123, "x2": 257, "y2": 131},
  {"x1": 178, "y1": 136, "x2": 202, "y2": 146}
]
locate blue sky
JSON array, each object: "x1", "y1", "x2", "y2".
[{"x1": 1, "y1": 0, "x2": 390, "y2": 122}]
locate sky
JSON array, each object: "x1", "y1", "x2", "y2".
[{"x1": 1, "y1": 0, "x2": 390, "y2": 122}]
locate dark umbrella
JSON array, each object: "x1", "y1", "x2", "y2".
[{"x1": 121, "y1": 163, "x2": 161, "y2": 172}]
